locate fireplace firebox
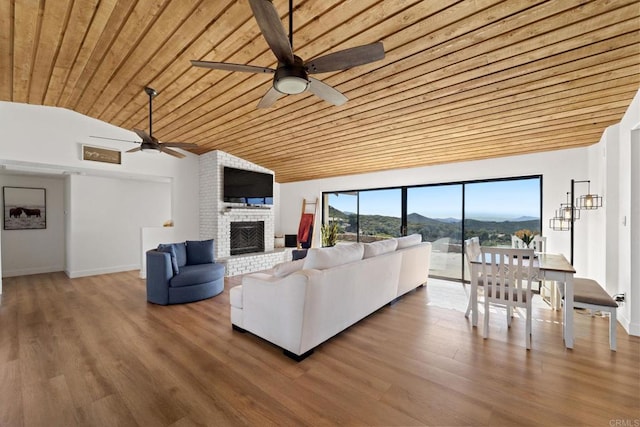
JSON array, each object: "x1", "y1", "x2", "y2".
[{"x1": 230, "y1": 221, "x2": 265, "y2": 255}]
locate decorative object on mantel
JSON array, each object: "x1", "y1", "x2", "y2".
[
  {"x1": 82, "y1": 144, "x2": 121, "y2": 164},
  {"x1": 550, "y1": 179, "x2": 604, "y2": 264},
  {"x1": 163, "y1": 219, "x2": 174, "y2": 227}
]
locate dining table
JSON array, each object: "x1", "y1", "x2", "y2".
[{"x1": 470, "y1": 251, "x2": 577, "y2": 349}]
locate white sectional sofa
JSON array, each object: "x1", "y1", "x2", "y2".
[{"x1": 229, "y1": 235, "x2": 432, "y2": 360}]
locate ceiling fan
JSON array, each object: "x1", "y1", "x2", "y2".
[
  {"x1": 91, "y1": 86, "x2": 198, "y2": 158},
  {"x1": 191, "y1": 0, "x2": 385, "y2": 108}
]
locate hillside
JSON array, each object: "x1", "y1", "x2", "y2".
[{"x1": 329, "y1": 206, "x2": 540, "y2": 246}]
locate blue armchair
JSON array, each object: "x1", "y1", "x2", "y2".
[{"x1": 146, "y1": 239, "x2": 225, "y2": 305}]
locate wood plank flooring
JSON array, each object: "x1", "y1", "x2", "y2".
[{"x1": 0, "y1": 271, "x2": 638, "y2": 426}]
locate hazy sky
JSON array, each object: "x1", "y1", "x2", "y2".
[{"x1": 328, "y1": 178, "x2": 541, "y2": 220}]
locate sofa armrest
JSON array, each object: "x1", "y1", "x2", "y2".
[
  {"x1": 146, "y1": 250, "x2": 174, "y2": 305},
  {"x1": 241, "y1": 270, "x2": 319, "y2": 354},
  {"x1": 397, "y1": 241, "x2": 432, "y2": 296}
]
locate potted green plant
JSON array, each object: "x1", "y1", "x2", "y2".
[{"x1": 321, "y1": 222, "x2": 339, "y2": 247}]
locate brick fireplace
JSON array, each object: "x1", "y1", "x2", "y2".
[{"x1": 199, "y1": 150, "x2": 286, "y2": 276}]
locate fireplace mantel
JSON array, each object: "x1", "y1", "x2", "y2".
[{"x1": 224, "y1": 206, "x2": 271, "y2": 212}]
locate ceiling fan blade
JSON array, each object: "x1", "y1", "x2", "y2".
[
  {"x1": 160, "y1": 142, "x2": 199, "y2": 149},
  {"x1": 190, "y1": 60, "x2": 275, "y2": 74},
  {"x1": 126, "y1": 147, "x2": 142, "y2": 153},
  {"x1": 90, "y1": 135, "x2": 138, "y2": 143},
  {"x1": 257, "y1": 86, "x2": 284, "y2": 108},
  {"x1": 308, "y1": 78, "x2": 347, "y2": 106},
  {"x1": 306, "y1": 42, "x2": 385, "y2": 74},
  {"x1": 132, "y1": 129, "x2": 153, "y2": 144},
  {"x1": 248, "y1": 0, "x2": 294, "y2": 65},
  {"x1": 160, "y1": 147, "x2": 186, "y2": 158}
]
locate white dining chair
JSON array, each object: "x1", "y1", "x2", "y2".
[{"x1": 480, "y1": 246, "x2": 536, "y2": 349}]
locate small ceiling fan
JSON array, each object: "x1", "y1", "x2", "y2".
[
  {"x1": 191, "y1": 0, "x2": 385, "y2": 108},
  {"x1": 91, "y1": 86, "x2": 198, "y2": 158}
]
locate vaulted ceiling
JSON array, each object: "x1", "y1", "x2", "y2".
[{"x1": 1, "y1": 0, "x2": 639, "y2": 182}]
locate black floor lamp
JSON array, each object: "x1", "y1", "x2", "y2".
[{"x1": 550, "y1": 179, "x2": 603, "y2": 265}]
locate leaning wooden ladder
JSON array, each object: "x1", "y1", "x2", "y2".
[{"x1": 297, "y1": 198, "x2": 318, "y2": 249}]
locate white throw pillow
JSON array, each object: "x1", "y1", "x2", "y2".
[
  {"x1": 303, "y1": 243, "x2": 364, "y2": 270},
  {"x1": 273, "y1": 259, "x2": 305, "y2": 277},
  {"x1": 395, "y1": 234, "x2": 423, "y2": 249},
  {"x1": 363, "y1": 238, "x2": 398, "y2": 259}
]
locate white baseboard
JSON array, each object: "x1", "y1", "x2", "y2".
[
  {"x1": 65, "y1": 264, "x2": 140, "y2": 279},
  {"x1": 618, "y1": 311, "x2": 640, "y2": 337},
  {"x1": 2, "y1": 265, "x2": 64, "y2": 278}
]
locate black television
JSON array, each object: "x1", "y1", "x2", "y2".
[{"x1": 223, "y1": 166, "x2": 273, "y2": 205}]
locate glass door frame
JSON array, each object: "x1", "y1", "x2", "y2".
[{"x1": 322, "y1": 174, "x2": 543, "y2": 283}]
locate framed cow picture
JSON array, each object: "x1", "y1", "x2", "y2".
[{"x1": 3, "y1": 187, "x2": 47, "y2": 230}]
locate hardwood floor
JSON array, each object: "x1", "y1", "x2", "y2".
[{"x1": 0, "y1": 271, "x2": 638, "y2": 426}]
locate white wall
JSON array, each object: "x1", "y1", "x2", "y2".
[
  {"x1": 0, "y1": 173, "x2": 65, "y2": 277},
  {"x1": 65, "y1": 174, "x2": 171, "y2": 277},
  {"x1": 0, "y1": 102, "x2": 200, "y2": 290},
  {"x1": 614, "y1": 89, "x2": 640, "y2": 335}
]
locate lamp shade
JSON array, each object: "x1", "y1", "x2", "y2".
[
  {"x1": 577, "y1": 193, "x2": 603, "y2": 209},
  {"x1": 559, "y1": 204, "x2": 580, "y2": 220},
  {"x1": 549, "y1": 217, "x2": 571, "y2": 231}
]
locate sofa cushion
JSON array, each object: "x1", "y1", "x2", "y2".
[
  {"x1": 156, "y1": 244, "x2": 179, "y2": 275},
  {"x1": 363, "y1": 239, "x2": 398, "y2": 259},
  {"x1": 273, "y1": 259, "x2": 305, "y2": 277},
  {"x1": 186, "y1": 239, "x2": 215, "y2": 265},
  {"x1": 303, "y1": 243, "x2": 364, "y2": 270},
  {"x1": 158, "y1": 242, "x2": 188, "y2": 267},
  {"x1": 170, "y1": 263, "x2": 225, "y2": 288},
  {"x1": 395, "y1": 234, "x2": 423, "y2": 249}
]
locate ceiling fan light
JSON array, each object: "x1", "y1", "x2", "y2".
[
  {"x1": 274, "y1": 75, "x2": 309, "y2": 94},
  {"x1": 140, "y1": 146, "x2": 160, "y2": 154}
]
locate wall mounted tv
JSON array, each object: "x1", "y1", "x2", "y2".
[{"x1": 223, "y1": 166, "x2": 274, "y2": 205}]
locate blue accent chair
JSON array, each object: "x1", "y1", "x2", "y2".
[{"x1": 146, "y1": 239, "x2": 225, "y2": 305}]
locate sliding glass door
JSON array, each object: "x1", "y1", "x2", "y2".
[
  {"x1": 463, "y1": 177, "x2": 542, "y2": 279},
  {"x1": 323, "y1": 175, "x2": 542, "y2": 283},
  {"x1": 325, "y1": 192, "x2": 358, "y2": 244},
  {"x1": 407, "y1": 185, "x2": 463, "y2": 280},
  {"x1": 358, "y1": 188, "x2": 402, "y2": 242}
]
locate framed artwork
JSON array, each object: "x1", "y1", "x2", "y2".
[
  {"x1": 3, "y1": 187, "x2": 47, "y2": 230},
  {"x1": 82, "y1": 144, "x2": 121, "y2": 164}
]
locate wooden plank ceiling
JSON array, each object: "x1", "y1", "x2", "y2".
[{"x1": 1, "y1": 0, "x2": 639, "y2": 183}]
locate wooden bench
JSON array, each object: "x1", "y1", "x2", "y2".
[{"x1": 570, "y1": 278, "x2": 619, "y2": 351}]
